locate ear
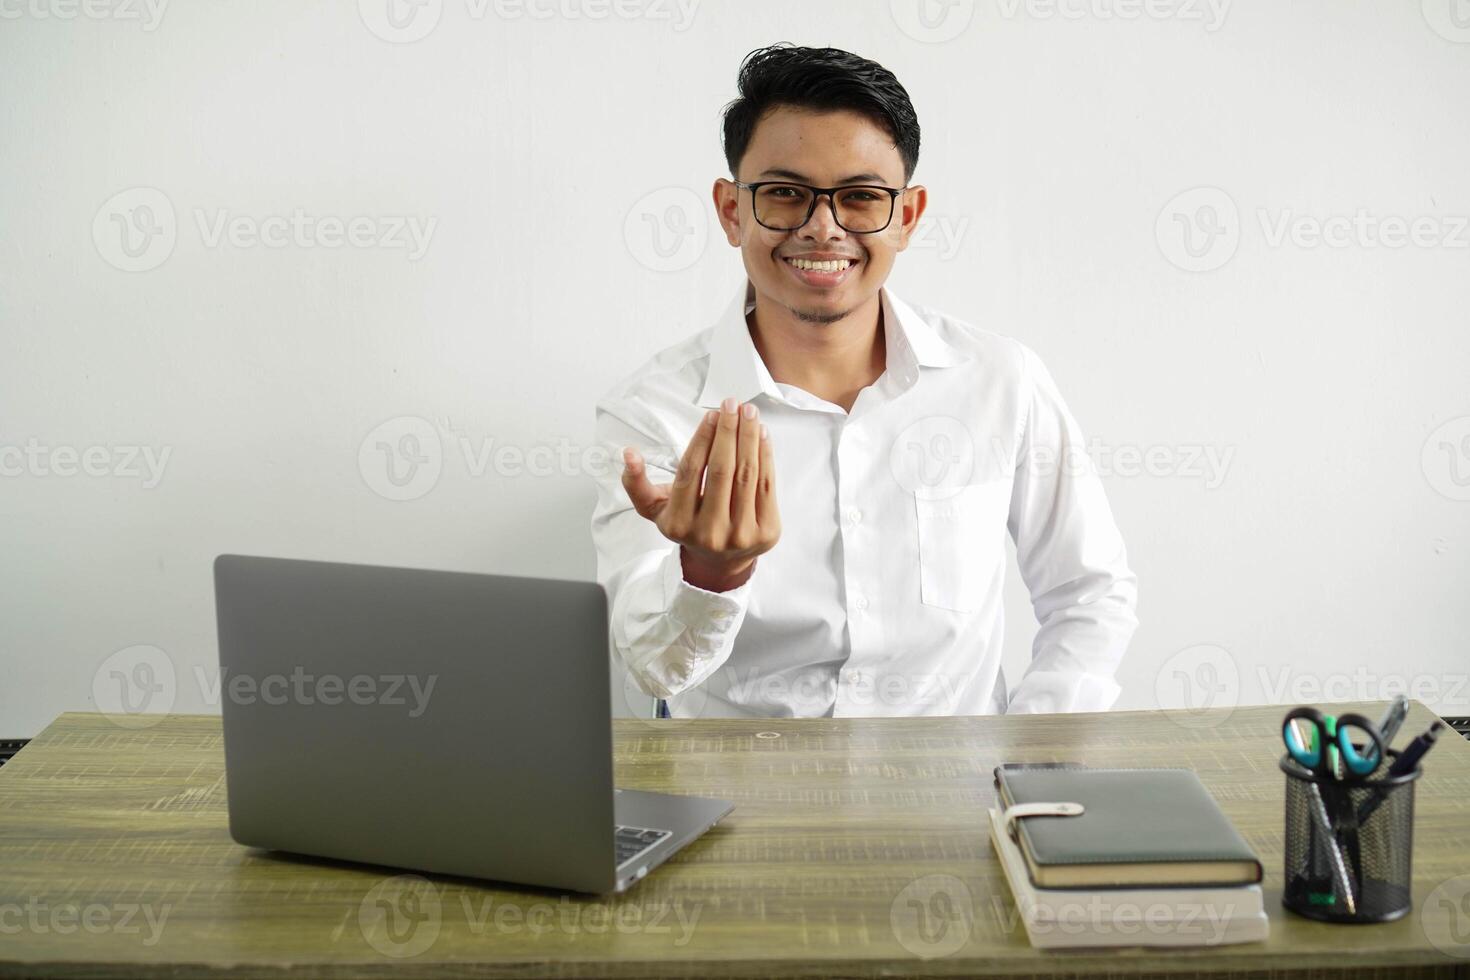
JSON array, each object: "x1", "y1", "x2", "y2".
[
  {"x1": 891, "y1": 185, "x2": 928, "y2": 252},
  {"x1": 712, "y1": 178, "x2": 743, "y2": 247}
]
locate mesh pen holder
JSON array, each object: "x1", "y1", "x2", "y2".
[{"x1": 1280, "y1": 750, "x2": 1419, "y2": 923}]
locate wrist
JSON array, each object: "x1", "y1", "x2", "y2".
[{"x1": 679, "y1": 548, "x2": 755, "y2": 593}]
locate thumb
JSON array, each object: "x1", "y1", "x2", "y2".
[{"x1": 620, "y1": 447, "x2": 666, "y2": 519}]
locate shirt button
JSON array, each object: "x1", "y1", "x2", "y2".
[
  {"x1": 853, "y1": 595, "x2": 869, "y2": 612},
  {"x1": 846, "y1": 507, "x2": 862, "y2": 525}
]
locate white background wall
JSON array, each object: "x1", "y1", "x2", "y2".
[{"x1": 2, "y1": 0, "x2": 1467, "y2": 737}]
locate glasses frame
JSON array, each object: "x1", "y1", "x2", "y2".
[{"x1": 733, "y1": 180, "x2": 908, "y2": 234}]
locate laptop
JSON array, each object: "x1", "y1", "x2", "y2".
[{"x1": 213, "y1": 554, "x2": 733, "y2": 893}]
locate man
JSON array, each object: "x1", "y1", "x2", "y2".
[{"x1": 590, "y1": 44, "x2": 1138, "y2": 718}]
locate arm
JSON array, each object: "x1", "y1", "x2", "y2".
[{"x1": 1004, "y1": 342, "x2": 1140, "y2": 714}]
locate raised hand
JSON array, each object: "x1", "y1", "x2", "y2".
[{"x1": 621, "y1": 397, "x2": 780, "y2": 592}]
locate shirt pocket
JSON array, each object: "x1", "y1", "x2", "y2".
[{"x1": 913, "y1": 479, "x2": 1010, "y2": 613}]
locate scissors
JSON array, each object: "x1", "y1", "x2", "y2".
[{"x1": 1282, "y1": 706, "x2": 1386, "y2": 780}]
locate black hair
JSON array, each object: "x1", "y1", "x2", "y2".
[{"x1": 720, "y1": 44, "x2": 921, "y2": 185}]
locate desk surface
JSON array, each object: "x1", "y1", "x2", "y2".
[{"x1": 1, "y1": 703, "x2": 1469, "y2": 978}]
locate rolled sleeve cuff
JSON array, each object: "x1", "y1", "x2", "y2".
[
  {"x1": 664, "y1": 547, "x2": 752, "y2": 631},
  {"x1": 626, "y1": 549, "x2": 753, "y2": 699}
]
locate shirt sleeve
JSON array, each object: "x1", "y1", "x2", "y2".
[
  {"x1": 590, "y1": 394, "x2": 754, "y2": 701},
  {"x1": 1004, "y1": 342, "x2": 1140, "y2": 714}
]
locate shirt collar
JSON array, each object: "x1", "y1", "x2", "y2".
[{"x1": 695, "y1": 278, "x2": 970, "y2": 409}]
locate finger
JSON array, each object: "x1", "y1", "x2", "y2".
[
  {"x1": 698, "y1": 397, "x2": 740, "y2": 528},
  {"x1": 732, "y1": 402, "x2": 761, "y2": 531},
  {"x1": 755, "y1": 422, "x2": 779, "y2": 532},
  {"x1": 667, "y1": 409, "x2": 717, "y2": 532},
  {"x1": 620, "y1": 447, "x2": 670, "y2": 520}
]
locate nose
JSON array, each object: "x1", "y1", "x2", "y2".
[{"x1": 796, "y1": 191, "x2": 846, "y2": 240}]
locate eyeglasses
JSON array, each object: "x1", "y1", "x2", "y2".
[{"x1": 734, "y1": 180, "x2": 906, "y2": 234}]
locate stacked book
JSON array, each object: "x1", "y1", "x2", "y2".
[{"x1": 988, "y1": 765, "x2": 1269, "y2": 949}]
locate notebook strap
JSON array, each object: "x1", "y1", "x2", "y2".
[{"x1": 1001, "y1": 801, "x2": 1085, "y2": 840}]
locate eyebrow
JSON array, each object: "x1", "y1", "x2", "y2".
[{"x1": 757, "y1": 168, "x2": 894, "y2": 185}]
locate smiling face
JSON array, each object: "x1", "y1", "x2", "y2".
[{"x1": 714, "y1": 107, "x2": 927, "y2": 325}]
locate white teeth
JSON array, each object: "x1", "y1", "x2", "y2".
[{"x1": 787, "y1": 257, "x2": 853, "y2": 273}]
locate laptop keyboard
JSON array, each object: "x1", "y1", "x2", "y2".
[{"x1": 615, "y1": 824, "x2": 672, "y2": 867}]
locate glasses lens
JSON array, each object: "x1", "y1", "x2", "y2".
[
  {"x1": 833, "y1": 187, "x2": 894, "y2": 233},
  {"x1": 753, "y1": 183, "x2": 815, "y2": 230}
]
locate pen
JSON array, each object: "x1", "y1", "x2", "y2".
[
  {"x1": 1385, "y1": 721, "x2": 1444, "y2": 777},
  {"x1": 1310, "y1": 782, "x2": 1356, "y2": 914},
  {"x1": 1284, "y1": 756, "x2": 1356, "y2": 913},
  {"x1": 1374, "y1": 695, "x2": 1410, "y2": 748},
  {"x1": 1356, "y1": 719, "x2": 1445, "y2": 824},
  {"x1": 1356, "y1": 721, "x2": 1443, "y2": 826}
]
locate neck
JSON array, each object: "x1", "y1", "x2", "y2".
[{"x1": 747, "y1": 290, "x2": 886, "y2": 413}]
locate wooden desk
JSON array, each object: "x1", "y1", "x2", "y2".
[{"x1": 2, "y1": 702, "x2": 1468, "y2": 977}]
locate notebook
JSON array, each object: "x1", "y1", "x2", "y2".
[
  {"x1": 993, "y1": 766, "x2": 1263, "y2": 889},
  {"x1": 986, "y1": 807, "x2": 1269, "y2": 949}
]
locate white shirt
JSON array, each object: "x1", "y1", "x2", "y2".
[{"x1": 590, "y1": 278, "x2": 1138, "y2": 718}]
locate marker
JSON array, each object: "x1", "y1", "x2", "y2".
[{"x1": 1385, "y1": 722, "x2": 1444, "y2": 778}]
